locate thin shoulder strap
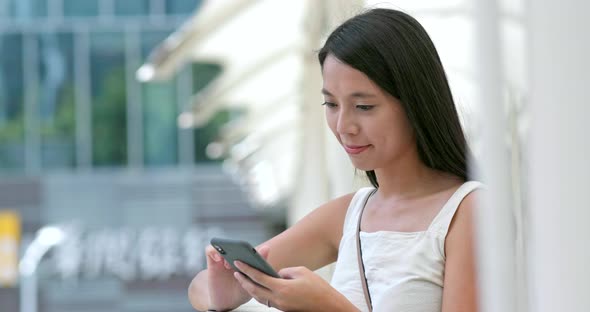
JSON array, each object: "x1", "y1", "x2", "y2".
[
  {"x1": 429, "y1": 181, "x2": 484, "y2": 234},
  {"x1": 356, "y1": 188, "x2": 377, "y2": 312}
]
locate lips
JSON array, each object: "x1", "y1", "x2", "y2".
[{"x1": 343, "y1": 144, "x2": 370, "y2": 155}]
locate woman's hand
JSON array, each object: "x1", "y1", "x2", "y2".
[
  {"x1": 205, "y1": 245, "x2": 271, "y2": 311},
  {"x1": 234, "y1": 261, "x2": 360, "y2": 312}
]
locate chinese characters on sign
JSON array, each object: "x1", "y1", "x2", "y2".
[{"x1": 52, "y1": 226, "x2": 224, "y2": 281}]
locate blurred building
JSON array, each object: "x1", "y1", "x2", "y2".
[
  {"x1": 0, "y1": 0, "x2": 276, "y2": 311},
  {"x1": 2, "y1": 0, "x2": 588, "y2": 312}
]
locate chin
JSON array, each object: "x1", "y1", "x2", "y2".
[{"x1": 350, "y1": 160, "x2": 375, "y2": 172}]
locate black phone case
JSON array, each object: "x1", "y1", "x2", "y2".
[{"x1": 210, "y1": 237, "x2": 280, "y2": 278}]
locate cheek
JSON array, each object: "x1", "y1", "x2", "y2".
[
  {"x1": 388, "y1": 123, "x2": 415, "y2": 152},
  {"x1": 372, "y1": 118, "x2": 412, "y2": 150},
  {"x1": 326, "y1": 113, "x2": 344, "y2": 145},
  {"x1": 325, "y1": 111, "x2": 338, "y2": 134}
]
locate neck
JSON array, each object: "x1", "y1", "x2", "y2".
[{"x1": 372, "y1": 149, "x2": 459, "y2": 201}]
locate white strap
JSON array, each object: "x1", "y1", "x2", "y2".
[{"x1": 428, "y1": 181, "x2": 483, "y2": 234}]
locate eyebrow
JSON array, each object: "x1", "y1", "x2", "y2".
[{"x1": 321, "y1": 88, "x2": 378, "y2": 99}]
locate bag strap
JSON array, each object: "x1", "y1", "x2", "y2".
[{"x1": 356, "y1": 189, "x2": 376, "y2": 312}]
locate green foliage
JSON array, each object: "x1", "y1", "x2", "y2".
[
  {"x1": 0, "y1": 114, "x2": 24, "y2": 142},
  {"x1": 92, "y1": 67, "x2": 127, "y2": 166},
  {"x1": 41, "y1": 84, "x2": 76, "y2": 137},
  {"x1": 194, "y1": 109, "x2": 241, "y2": 163},
  {"x1": 0, "y1": 109, "x2": 25, "y2": 169},
  {"x1": 192, "y1": 62, "x2": 222, "y2": 93},
  {"x1": 191, "y1": 62, "x2": 226, "y2": 163},
  {"x1": 0, "y1": 60, "x2": 228, "y2": 169}
]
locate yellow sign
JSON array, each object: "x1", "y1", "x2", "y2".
[{"x1": 0, "y1": 210, "x2": 20, "y2": 287}]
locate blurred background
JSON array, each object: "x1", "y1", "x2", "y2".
[{"x1": 0, "y1": 0, "x2": 588, "y2": 312}]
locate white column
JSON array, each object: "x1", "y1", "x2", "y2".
[
  {"x1": 288, "y1": 0, "x2": 364, "y2": 225},
  {"x1": 528, "y1": 1, "x2": 590, "y2": 311},
  {"x1": 287, "y1": 0, "x2": 330, "y2": 225},
  {"x1": 473, "y1": 0, "x2": 517, "y2": 311}
]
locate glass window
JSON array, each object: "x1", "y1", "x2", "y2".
[
  {"x1": 9, "y1": 0, "x2": 48, "y2": 19},
  {"x1": 0, "y1": 1, "x2": 8, "y2": 19},
  {"x1": 191, "y1": 62, "x2": 222, "y2": 94},
  {"x1": 140, "y1": 31, "x2": 171, "y2": 60},
  {"x1": 63, "y1": 0, "x2": 98, "y2": 17},
  {"x1": 89, "y1": 32, "x2": 127, "y2": 167},
  {"x1": 141, "y1": 31, "x2": 178, "y2": 166},
  {"x1": 115, "y1": 0, "x2": 150, "y2": 16},
  {"x1": 165, "y1": 0, "x2": 202, "y2": 15},
  {"x1": 38, "y1": 32, "x2": 76, "y2": 169},
  {"x1": 0, "y1": 33, "x2": 25, "y2": 172},
  {"x1": 190, "y1": 63, "x2": 223, "y2": 163},
  {"x1": 142, "y1": 81, "x2": 178, "y2": 166}
]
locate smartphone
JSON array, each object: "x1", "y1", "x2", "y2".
[{"x1": 210, "y1": 237, "x2": 280, "y2": 278}]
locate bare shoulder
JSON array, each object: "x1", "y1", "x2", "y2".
[
  {"x1": 441, "y1": 188, "x2": 482, "y2": 311},
  {"x1": 446, "y1": 189, "x2": 481, "y2": 245}
]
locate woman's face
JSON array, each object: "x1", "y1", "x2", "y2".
[{"x1": 321, "y1": 54, "x2": 416, "y2": 171}]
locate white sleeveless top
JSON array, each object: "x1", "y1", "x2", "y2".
[{"x1": 330, "y1": 181, "x2": 482, "y2": 312}]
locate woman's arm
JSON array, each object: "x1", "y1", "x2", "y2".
[
  {"x1": 188, "y1": 270, "x2": 210, "y2": 311},
  {"x1": 441, "y1": 191, "x2": 480, "y2": 312},
  {"x1": 188, "y1": 192, "x2": 355, "y2": 311},
  {"x1": 259, "y1": 192, "x2": 355, "y2": 270}
]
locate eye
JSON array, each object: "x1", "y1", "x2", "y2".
[
  {"x1": 322, "y1": 101, "x2": 337, "y2": 108},
  {"x1": 356, "y1": 105, "x2": 374, "y2": 111}
]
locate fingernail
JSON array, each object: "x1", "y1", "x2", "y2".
[
  {"x1": 213, "y1": 253, "x2": 220, "y2": 262},
  {"x1": 234, "y1": 261, "x2": 241, "y2": 268}
]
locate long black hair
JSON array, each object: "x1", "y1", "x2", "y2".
[{"x1": 318, "y1": 8, "x2": 472, "y2": 188}]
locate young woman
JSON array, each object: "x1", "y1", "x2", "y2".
[{"x1": 189, "y1": 8, "x2": 481, "y2": 312}]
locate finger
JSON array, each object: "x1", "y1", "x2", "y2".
[
  {"x1": 234, "y1": 261, "x2": 276, "y2": 289},
  {"x1": 205, "y1": 245, "x2": 222, "y2": 265},
  {"x1": 206, "y1": 245, "x2": 221, "y2": 261},
  {"x1": 233, "y1": 271, "x2": 273, "y2": 304},
  {"x1": 278, "y1": 266, "x2": 305, "y2": 279},
  {"x1": 205, "y1": 246, "x2": 234, "y2": 273}
]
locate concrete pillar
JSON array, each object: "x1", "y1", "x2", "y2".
[
  {"x1": 528, "y1": 1, "x2": 590, "y2": 311},
  {"x1": 288, "y1": 0, "x2": 363, "y2": 225},
  {"x1": 473, "y1": 0, "x2": 517, "y2": 310}
]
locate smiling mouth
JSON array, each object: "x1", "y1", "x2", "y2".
[{"x1": 343, "y1": 145, "x2": 370, "y2": 155}]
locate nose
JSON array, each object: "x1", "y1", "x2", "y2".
[{"x1": 336, "y1": 109, "x2": 359, "y2": 135}]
